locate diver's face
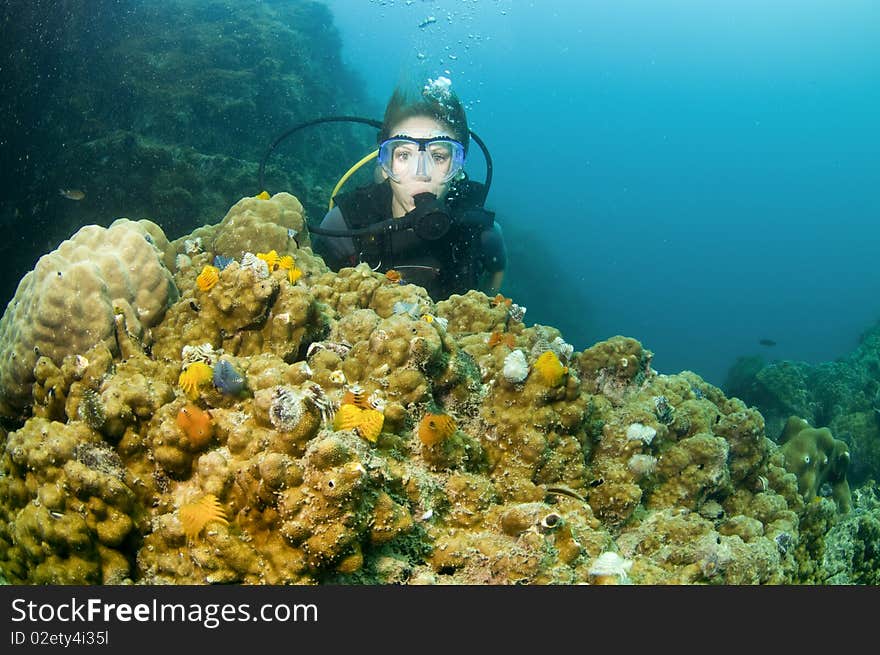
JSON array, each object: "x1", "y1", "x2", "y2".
[{"x1": 383, "y1": 116, "x2": 455, "y2": 217}]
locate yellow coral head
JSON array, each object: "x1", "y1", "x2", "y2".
[
  {"x1": 196, "y1": 265, "x2": 220, "y2": 292},
  {"x1": 534, "y1": 351, "x2": 568, "y2": 387},
  {"x1": 178, "y1": 361, "x2": 214, "y2": 400}
]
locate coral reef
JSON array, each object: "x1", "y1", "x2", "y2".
[
  {"x1": 725, "y1": 322, "x2": 880, "y2": 485},
  {"x1": 0, "y1": 193, "x2": 867, "y2": 585}
]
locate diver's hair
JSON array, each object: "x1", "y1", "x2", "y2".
[{"x1": 380, "y1": 82, "x2": 470, "y2": 153}]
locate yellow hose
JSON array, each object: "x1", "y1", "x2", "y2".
[{"x1": 329, "y1": 150, "x2": 379, "y2": 209}]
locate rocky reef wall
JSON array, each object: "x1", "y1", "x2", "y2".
[{"x1": 0, "y1": 0, "x2": 371, "y2": 314}]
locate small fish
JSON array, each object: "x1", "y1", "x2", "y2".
[
  {"x1": 59, "y1": 188, "x2": 85, "y2": 201},
  {"x1": 418, "y1": 16, "x2": 437, "y2": 28},
  {"x1": 758, "y1": 339, "x2": 777, "y2": 347},
  {"x1": 394, "y1": 264, "x2": 439, "y2": 273},
  {"x1": 543, "y1": 484, "x2": 587, "y2": 503}
]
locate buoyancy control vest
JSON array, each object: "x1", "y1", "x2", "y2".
[{"x1": 331, "y1": 178, "x2": 496, "y2": 300}]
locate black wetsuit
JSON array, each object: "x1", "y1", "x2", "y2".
[{"x1": 312, "y1": 178, "x2": 506, "y2": 301}]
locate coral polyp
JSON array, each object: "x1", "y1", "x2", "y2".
[
  {"x1": 181, "y1": 343, "x2": 217, "y2": 367},
  {"x1": 333, "y1": 403, "x2": 363, "y2": 432},
  {"x1": 176, "y1": 403, "x2": 214, "y2": 449},
  {"x1": 303, "y1": 382, "x2": 337, "y2": 425},
  {"x1": 355, "y1": 408, "x2": 384, "y2": 443},
  {"x1": 196, "y1": 265, "x2": 220, "y2": 292},
  {"x1": 417, "y1": 413, "x2": 457, "y2": 446},
  {"x1": 502, "y1": 349, "x2": 529, "y2": 383},
  {"x1": 212, "y1": 358, "x2": 245, "y2": 396},
  {"x1": 533, "y1": 350, "x2": 568, "y2": 387},
  {"x1": 332, "y1": 403, "x2": 384, "y2": 443},
  {"x1": 588, "y1": 552, "x2": 633, "y2": 585},
  {"x1": 256, "y1": 250, "x2": 281, "y2": 270},
  {"x1": 268, "y1": 386, "x2": 306, "y2": 432},
  {"x1": 179, "y1": 494, "x2": 228, "y2": 542},
  {"x1": 178, "y1": 361, "x2": 213, "y2": 400},
  {"x1": 342, "y1": 384, "x2": 370, "y2": 409}
]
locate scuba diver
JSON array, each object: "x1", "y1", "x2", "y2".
[{"x1": 310, "y1": 78, "x2": 507, "y2": 301}]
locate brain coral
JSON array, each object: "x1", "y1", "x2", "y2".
[{"x1": 0, "y1": 219, "x2": 177, "y2": 417}]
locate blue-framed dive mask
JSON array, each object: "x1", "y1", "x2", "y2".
[{"x1": 377, "y1": 135, "x2": 466, "y2": 184}]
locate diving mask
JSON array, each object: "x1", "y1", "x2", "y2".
[{"x1": 377, "y1": 135, "x2": 465, "y2": 184}]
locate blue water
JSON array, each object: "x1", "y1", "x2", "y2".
[{"x1": 322, "y1": 0, "x2": 880, "y2": 386}]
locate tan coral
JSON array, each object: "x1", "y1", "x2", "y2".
[
  {"x1": 0, "y1": 418, "x2": 141, "y2": 583},
  {"x1": 212, "y1": 193, "x2": 311, "y2": 257}
]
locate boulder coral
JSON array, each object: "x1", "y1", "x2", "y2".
[
  {"x1": 779, "y1": 415, "x2": 852, "y2": 513},
  {"x1": 0, "y1": 192, "x2": 867, "y2": 585},
  {"x1": 723, "y1": 323, "x2": 880, "y2": 487},
  {"x1": 0, "y1": 219, "x2": 177, "y2": 417}
]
